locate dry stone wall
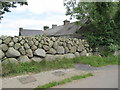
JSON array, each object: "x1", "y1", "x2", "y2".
[{"x1": 0, "y1": 36, "x2": 92, "y2": 64}]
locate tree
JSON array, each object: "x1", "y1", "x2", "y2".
[
  {"x1": 0, "y1": 1, "x2": 28, "y2": 22},
  {"x1": 64, "y1": 1, "x2": 120, "y2": 55},
  {"x1": 43, "y1": 26, "x2": 49, "y2": 30}
]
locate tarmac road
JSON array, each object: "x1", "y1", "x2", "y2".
[
  {"x1": 1, "y1": 65, "x2": 119, "y2": 89},
  {"x1": 53, "y1": 65, "x2": 119, "y2": 88}
]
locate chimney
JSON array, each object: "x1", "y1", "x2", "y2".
[
  {"x1": 19, "y1": 27, "x2": 23, "y2": 36},
  {"x1": 63, "y1": 20, "x2": 70, "y2": 25},
  {"x1": 52, "y1": 24, "x2": 57, "y2": 28}
]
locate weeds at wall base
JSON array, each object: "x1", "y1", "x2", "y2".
[{"x1": 1, "y1": 55, "x2": 119, "y2": 77}]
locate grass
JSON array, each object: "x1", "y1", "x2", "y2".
[
  {"x1": 35, "y1": 73, "x2": 93, "y2": 89},
  {"x1": 72, "y1": 55, "x2": 119, "y2": 67},
  {"x1": 2, "y1": 58, "x2": 74, "y2": 77},
  {"x1": 2, "y1": 55, "x2": 119, "y2": 77}
]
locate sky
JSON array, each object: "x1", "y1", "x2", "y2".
[{"x1": 0, "y1": 0, "x2": 76, "y2": 36}]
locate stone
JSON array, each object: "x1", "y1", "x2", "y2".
[
  {"x1": 20, "y1": 40, "x2": 25, "y2": 45},
  {"x1": 26, "y1": 37, "x2": 32, "y2": 41},
  {"x1": 80, "y1": 50, "x2": 87, "y2": 56},
  {"x1": 46, "y1": 38, "x2": 51, "y2": 42},
  {"x1": 43, "y1": 45, "x2": 49, "y2": 51},
  {"x1": 51, "y1": 37, "x2": 56, "y2": 41},
  {"x1": 49, "y1": 41, "x2": 53, "y2": 48},
  {"x1": 0, "y1": 45, "x2": 2, "y2": 50},
  {"x1": 38, "y1": 38, "x2": 41, "y2": 42},
  {"x1": 18, "y1": 36, "x2": 22, "y2": 41},
  {"x1": 58, "y1": 42, "x2": 63, "y2": 46},
  {"x1": 26, "y1": 49, "x2": 33, "y2": 58},
  {"x1": 0, "y1": 61, "x2": 1, "y2": 74},
  {"x1": 45, "y1": 54, "x2": 56, "y2": 61},
  {"x1": 47, "y1": 48, "x2": 56, "y2": 55},
  {"x1": 64, "y1": 53, "x2": 75, "y2": 59},
  {"x1": 86, "y1": 53, "x2": 92, "y2": 56},
  {"x1": 67, "y1": 41, "x2": 71, "y2": 44},
  {"x1": 57, "y1": 46, "x2": 65, "y2": 54},
  {"x1": 22, "y1": 36, "x2": 25, "y2": 39},
  {"x1": 55, "y1": 55, "x2": 65, "y2": 59},
  {"x1": 65, "y1": 47, "x2": 69, "y2": 53},
  {"x1": 31, "y1": 57, "x2": 42, "y2": 62},
  {"x1": 6, "y1": 47, "x2": 20, "y2": 58},
  {"x1": 18, "y1": 56, "x2": 31, "y2": 63},
  {"x1": 14, "y1": 43, "x2": 21, "y2": 50},
  {"x1": 3, "y1": 37, "x2": 11, "y2": 44},
  {"x1": 1, "y1": 44, "x2": 8, "y2": 51},
  {"x1": 44, "y1": 41, "x2": 49, "y2": 45},
  {"x1": 34, "y1": 49, "x2": 46, "y2": 57},
  {"x1": 9, "y1": 42, "x2": 14, "y2": 47},
  {"x1": 24, "y1": 43, "x2": 30, "y2": 49},
  {"x1": 75, "y1": 52, "x2": 80, "y2": 57},
  {"x1": 84, "y1": 43, "x2": 89, "y2": 47},
  {"x1": 31, "y1": 45, "x2": 37, "y2": 51},
  {"x1": 41, "y1": 40, "x2": 44, "y2": 44},
  {"x1": 53, "y1": 42, "x2": 58, "y2": 50},
  {"x1": 2, "y1": 58, "x2": 19, "y2": 65},
  {"x1": 28, "y1": 41, "x2": 34, "y2": 46},
  {"x1": 76, "y1": 40, "x2": 79, "y2": 45},
  {"x1": 33, "y1": 38, "x2": 37, "y2": 43},
  {"x1": 113, "y1": 50, "x2": 120, "y2": 56},
  {"x1": 86, "y1": 48, "x2": 90, "y2": 52},
  {"x1": 70, "y1": 46, "x2": 76, "y2": 53},
  {"x1": 0, "y1": 39, "x2": 2, "y2": 44},
  {"x1": 0, "y1": 50, "x2": 5, "y2": 59},
  {"x1": 77, "y1": 44, "x2": 84, "y2": 52},
  {"x1": 0, "y1": 36, "x2": 6, "y2": 40},
  {"x1": 25, "y1": 39, "x2": 29, "y2": 43},
  {"x1": 68, "y1": 44, "x2": 72, "y2": 50},
  {"x1": 13, "y1": 37, "x2": 19, "y2": 43},
  {"x1": 38, "y1": 43, "x2": 42, "y2": 48},
  {"x1": 63, "y1": 42, "x2": 67, "y2": 47},
  {"x1": 19, "y1": 47, "x2": 26, "y2": 55},
  {"x1": 35, "y1": 41, "x2": 39, "y2": 46}
]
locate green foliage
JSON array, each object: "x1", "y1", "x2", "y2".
[
  {"x1": 43, "y1": 26, "x2": 49, "y2": 30},
  {"x1": 36, "y1": 73, "x2": 93, "y2": 89},
  {"x1": 72, "y1": 55, "x2": 119, "y2": 67},
  {"x1": 64, "y1": 1, "x2": 120, "y2": 52},
  {"x1": 42, "y1": 33, "x2": 47, "y2": 37},
  {"x1": 0, "y1": 1, "x2": 28, "y2": 22},
  {"x1": 2, "y1": 56, "x2": 119, "y2": 77},
  {"x1": 2, "y1": 58, "x2": 74, "y2": 77}
]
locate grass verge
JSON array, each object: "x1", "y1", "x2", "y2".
[
  {"x1": 2, "y1": 58, "x2": 74, "y2": 77},
  {"x1": 2, "y1": 55, "x2": 119, "y2": 77},
  {"x1": 35, "y1": 73, "x2": 93, "y2": 89},
  {"x1": 72, "y1": 55, "x2": 119, "y2": 67}
]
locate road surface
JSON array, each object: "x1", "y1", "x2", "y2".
[{"x1": 54, "y1": 65, "x2": 119, "y2": 88}]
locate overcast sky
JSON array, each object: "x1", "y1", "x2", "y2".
[{"x1": 0, "y1": 0, "x2": 76, "y2": 36}]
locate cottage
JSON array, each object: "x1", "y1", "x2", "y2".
[
  {"x1": 19, "y1": 19, "x2": 87, "y2": 38},
  {"x1": 19, "y1": 28, "x2": 44, "y2": 36},
  {"x1": 44, "y1": 20, "x2": 87, "y2": 38}
]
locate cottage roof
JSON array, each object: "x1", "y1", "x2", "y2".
[
  {"x1": 44, "y1": 19, "x2": 87, "y2": 36},
  {"x1": 19, "y1": 29, "x2": 44, "y2": 36}
]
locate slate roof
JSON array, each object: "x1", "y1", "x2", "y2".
[
  {"x1": 44, "y1": 20, "x2": 87, "y2": 36},
  {"x1": 19, "y1": 29, "x2": 44, "y2": 36}
]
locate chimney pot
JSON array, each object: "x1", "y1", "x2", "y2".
[
  {"x1": 63, "y1": 20, "x2": 70, "y2": 25},
  {"x1": 52, "y1": 24, "x2": 57, "y2": 28}
]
